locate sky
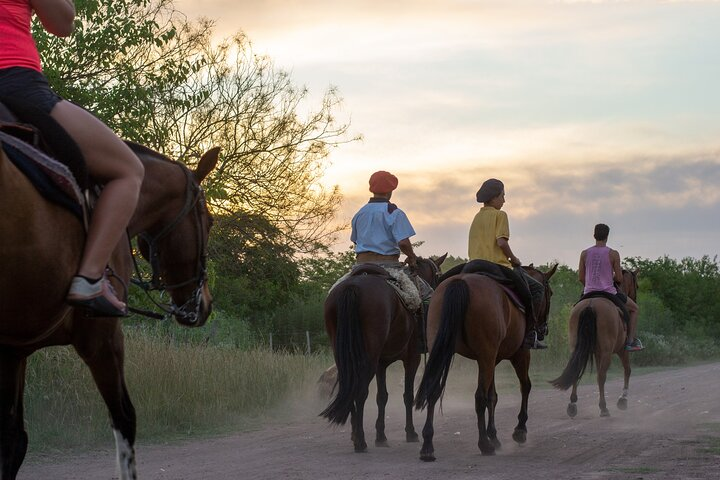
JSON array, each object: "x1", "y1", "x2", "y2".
[{"x1": 177, "y1": 0, "x2": 720, "y2": 266}]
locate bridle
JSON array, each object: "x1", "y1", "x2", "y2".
[
  {"x1": 418, "y1": 257, "x2": 443, "y2": 289},
  {"x1": 130, "y1": 164, "x2": 209, "y2": 324}
]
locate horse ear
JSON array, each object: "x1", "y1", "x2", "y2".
[
  {"x1": 546, "y1": 262, "x2": 559, "y2": 279},
  {"x1": 435, "y1": 253, "x2": 448, "y2": 267},
  {"x1": 194, "y1": 147, "x2": 221, "y2": 183}
]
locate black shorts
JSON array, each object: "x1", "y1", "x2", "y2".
[{"x1": 0, "y1": 67, "x2": 63, "y2": 114}]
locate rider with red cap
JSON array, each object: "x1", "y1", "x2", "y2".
[{"x1": 350, "y1": 170, "x2": 432, "y2": 350}]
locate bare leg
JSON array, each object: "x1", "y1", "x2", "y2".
[
  {"x1": 50, "y1": 101, "x2": 144, "y2": 279},
  {"x1": 625, "y1": 297, "x2": 639, "y2": 342}
]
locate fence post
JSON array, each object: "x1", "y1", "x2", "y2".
[
  {"x1": 306, "y1": 331, "x2": 311, "y2": 355},
  {"x1": 269, "y1": 333, "x2": 273, "y2": 352}
]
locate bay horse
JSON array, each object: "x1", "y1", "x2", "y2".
[
  {"x1": 549, "y1": 292, "x2": 632, "y2": 418},
  {"x1": 414, "y1": 264, "x2": 558, "y2": 461},
  {"x1": 0, "y1": 136, "x2": 219, "y2": 479},
  {"x1": 320, "y1": 254, "x2": 446, "y2": 452}
]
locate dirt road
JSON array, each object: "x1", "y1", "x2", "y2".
[{"x1": 22, "y1": 362, "x2": 720, "y2": 479}]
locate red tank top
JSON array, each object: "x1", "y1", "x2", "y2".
[{"x1": 0, "y1": 0, "x2": 43, "y2": 71}]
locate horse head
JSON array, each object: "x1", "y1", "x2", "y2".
[
  {"x1": 524, "y1": 263, "x2": 558, "y2": 336},
  {"x1": 129, "y1": 144, "x2": 220, "y2": 327},
  {"x1": 416, "y1": 253, "x2": 447, "y2": 289}
]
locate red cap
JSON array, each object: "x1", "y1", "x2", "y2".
[{"x1": 369, "y1": 171, "x2": 398, "y2": 194}]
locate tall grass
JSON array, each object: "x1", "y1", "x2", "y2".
[{"x1": 25, "y1": 330, "x2": 332, "y2": 452}]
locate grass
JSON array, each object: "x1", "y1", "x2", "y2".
[{"x1": 25, "y1": 331, "x2": 332, "y2": 453}]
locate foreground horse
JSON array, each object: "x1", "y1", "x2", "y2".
[
  {"x1": 320, "y1": 255, "x2": 445, "y2": 452},
  {"x1": 550, "y1": 294, "x2": 631, "y2": 417},
  {"x1": 0, "y1": 139, "x2": 218, "y2": 480},
  {"x1": 414, "y1": 264, "x2": 557, "y2": 461}
]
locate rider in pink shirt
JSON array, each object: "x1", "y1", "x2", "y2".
[
  {"x1": 0, "y1": 0, "x2": 143, "y2": 316},
  {"x1": 579, "y1": 224, "x2": 643, "y2": 351}
]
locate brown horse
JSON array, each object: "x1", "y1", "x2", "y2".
[
  {"x1": 550, "y1": 293, "x2": 632, "y2": 418},
  {"x1": 320, "y1": 255, "x2": 446, "y2": 452},
  {"x1": 0, "y1": 138, "x2": 218, "y2": 480},
  {"x1": 414, "y1": 264, "x2": 557, "y2": 461}
]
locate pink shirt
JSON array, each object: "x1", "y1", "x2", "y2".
[
  {"x1": 0, "y1": 0, "x2": 43, "y2": 71},
  {"x1": 583, "y1": 245, "x2": 617, "y2": 295}
]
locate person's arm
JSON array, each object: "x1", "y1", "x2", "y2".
[
  {"x1": 31, "y1": 0, "x2": 75, "y2": 37},
  {"x1": 610, "y1": 249, "x2": 623, "y2": 284},
  {"x1": 398, "y1": 238, "x2": 417, "y2": 268},
  {"x1": 497, "y1": 237, "x2": 521, "y2": 267},
  {"x1": 578, "y1": 250, "x2": 586, "y2": 285}
]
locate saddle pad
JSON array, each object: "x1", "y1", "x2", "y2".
[{"x1": 0, "y1": 131, "x2": 84, "y2": 219}]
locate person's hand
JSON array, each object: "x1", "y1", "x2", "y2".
[
  {"x1": 405, "y1": 256, "x2": 418, "y2": 269},
  {"x1": 510, "y1": 256, "x2": 522, "y2": 267}
]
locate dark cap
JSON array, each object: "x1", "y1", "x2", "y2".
[
  {"x1": 369, "y1": 171, "x2": 399, "y2": 194},
  {"x1": 476, "y1": 178, "x2": 504, "y2": 203}
]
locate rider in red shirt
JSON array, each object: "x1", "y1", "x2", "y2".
[{"x1": 0, "y1": 0, "x2": 143, "y2": 316}]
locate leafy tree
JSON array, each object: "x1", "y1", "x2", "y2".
[{"x1": 34, "y1": 0, "x2": 358, "y2": 255}]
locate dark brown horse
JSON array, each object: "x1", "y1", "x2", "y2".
[
  {"x1": 414, "y1": 264, "x2": 557, "y2": 461},
  {"x1": 550, "y1": 293, "x2": 632, "y2": 418},
  {"x1": 0, "y1": 138, "x2": 218, "y2": 479},
  {"x1": 320, "y1": 255, "x2": 446, "y2": 452}
]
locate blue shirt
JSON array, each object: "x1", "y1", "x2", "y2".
[{"x1": 351, "y1": 199, "x2": 416, "y2": 255}]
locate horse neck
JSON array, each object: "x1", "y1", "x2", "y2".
[{"x1": 127, "y1": 155, "x2": 187, "y2": 237}]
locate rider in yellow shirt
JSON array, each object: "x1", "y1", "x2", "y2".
[{"x1": 469, "y1": 178, "x2": 547, "y2": 349}]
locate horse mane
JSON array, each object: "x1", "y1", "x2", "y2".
[{"x1": 125, "y1": 141, "x2": 179, "y2": 165}]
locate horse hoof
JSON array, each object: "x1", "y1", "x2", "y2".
[
  {"x1": 479, "y1": 442, "x2": 496, "y2": 455},
  {"x1": 420, "y1": 452, "x2": 436, "y2": 462},
  {"x1": 491, "y1": 437, "x2": 502, "y2": 449},
  {"x1": 600, "y1": 409, "x2": 610, "y2": 417},
  {"x1": 512, "y1": 430, "x2": 527, "y2": 444},
  {"x1": 375, "y1": 439, "x2": 389, "y2": 448},
  {"x1": 407, "y1": 432, "x2": 420, "y2": 443},
  {"x1": 617, "y1": 397, "x2": 628, "y2": 410},
  {"x1": 567, "y1": 403, "x2": 577, "y2": 418},
  {"x1": 354, "y1": 441, "x2": 368, "y2": 452}
]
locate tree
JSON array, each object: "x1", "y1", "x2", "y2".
[{"x1": 34, "y1": 0, "x2": 358, "y2": 255}]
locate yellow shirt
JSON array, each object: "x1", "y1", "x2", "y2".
[{"x1": 468, "y1": 206, "x2": 511, "y2": 268}]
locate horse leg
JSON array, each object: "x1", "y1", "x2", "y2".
[
  {"x1": 74, "y1": 327, "x2": 137, "y2": 480},
  {"x1": 374, "y1": 365, "x2": 389, "y2": 447},
  {"x1": 403, "y1": 355, "x2": 420, "y2": 443},
  {"x1": 617, "y1": 350, "x2": 631, "y2": 410},
  {"x1": 419, "y1": 398, "x2": 437, "y2": 461},
  {"x1": 352, "y1": 382, "x2": 369, "y2": 452},
  {"x1": 510, "y1": 350, "x2": 531, "y2": 443},
  {"x1": 597, "y1": 353, "x2": 612, "y2": 417},
  {"x1": 486, "y1": 380, "x2": 501, "y2": 449},
  {"x1": 0, "y1": 351, "x2": 28, "y2": 480},
  {"x1": 475, "y1": 366, "x2": 495, "y2": 455},
  {"x1": 567, "y1": 383, "x2": 579, "y2": 418}
]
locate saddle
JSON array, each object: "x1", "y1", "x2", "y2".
[
  {"x1": 445, "y1": 259, "x2": 529, "y2": 316},
  {"x1": 577, "y1": 291, "x2": 630, "y2": 326},
  {"x1": 330, "y1": 263, "x2": 422, "y2": 312}
]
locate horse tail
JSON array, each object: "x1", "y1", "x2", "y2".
[
  {"x1": 320, "y1": 284, "x2": 369, "y2": 425},
  {"x1": 415, "y1": 278, "x2": 469, "y2": 410},
  {"x1": 550, "y1": 304, "x2": 597, "y2": 390}
]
